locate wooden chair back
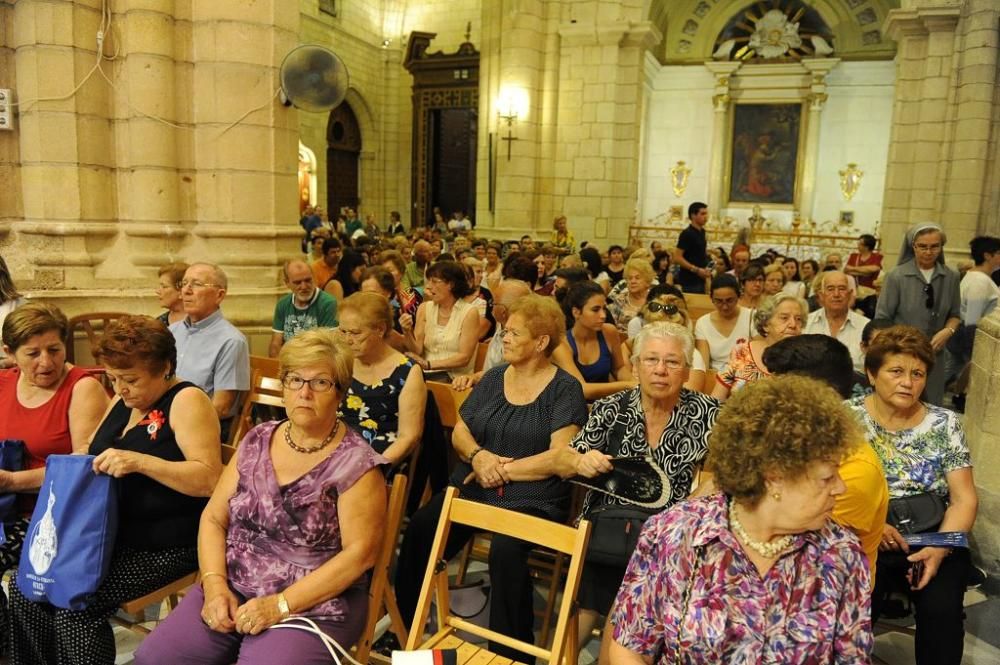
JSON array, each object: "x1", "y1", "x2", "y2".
[
  {"x1": 66, "y1": 312, "x2": 128, "y2": 364},
  {"x1": 700, "y1": 369, "x2": 718, "y2": 394},
  {"x1": 250, "y1": 355, "x2": 280, "y2": 381},
  {"x1": 685, "y1": 293, "x2": 714, "y2": 323},
  {"x1": 405, "y1": 487, "x2": 591, "y2": 665},
  {"x1": 355, "y1": 474, "x2": 410, "y2": 662},
  {"x1": 228, "y1": 371, "x2": 285, "y2": 445},
  {"x1": 425, "y1": 381, "x2": 469, "y2": 430}
]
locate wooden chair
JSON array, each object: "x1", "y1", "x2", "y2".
[
  {"x1": 474, "y1": 342, "x2": 490, "y2": 372},
  {"x1": 66, "y1": 312, "x2": 128, "y2": 364},
  {"x1": 355, "y1": 475, "x2": 410, "y2": 663},
  {"x1": 249, "y1": 355, "x2": 280, "y2": 380},
  {"x1": 405, "y1": 487, "x2": 591, "y2": 665},
  {"x1": 700, "y1": 369, "x2": 718, "y2": 394},
  {"x1": 425, "y1": 381, "x2": 470, "y2": 430},
  {"x1": 229, "y1": 371, "x2": 285, "y2": 445},
  {"x1": 113, "y1": 572, "x2": 200, "y2": 635}
]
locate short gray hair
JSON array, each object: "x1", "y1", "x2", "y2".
[
  {"x1": 817, "y1": 270, "x2": 852, "y2": 293},
  {"x1": 630, "y1": 321, "x2": 695, "y2": 367},
  {"x1": 753, "y1": 293, "x2": 809, "y2": 336},
  {"x1": 188, "y1": 262, "x2": 228, "y2": 290}
]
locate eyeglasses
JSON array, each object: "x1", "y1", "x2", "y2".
[
  {"x1": 500, "y1": 328, "x2": 528, "y2": 339},
  {"x1": 646, "y1": 301, "x2": 679, "y2": 315},
  {"x1": 914, "y1": 243, "x2": 942, "y2": 252},
  {"x1": 179, "y1": 280, "x2": 222, "y2": 290},
  {"x1": 282, "y1": 375, "x2": 336, "y2": 392},
  {"x1": 923, "y1": 282, "x2": 934, "y2": 309},
  {"x1": 638, "y1": 356, "x2": 685, "y2": 371},
  {"x1": 711, "y1": 297, "x2": 737, "y2": 307}
]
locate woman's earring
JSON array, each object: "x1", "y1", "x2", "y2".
[{"x1": 772, "y1": 492, "x2": 781, "y2": 501}]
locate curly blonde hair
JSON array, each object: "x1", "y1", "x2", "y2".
[{"x1": 706, "y1": 374, "x2": 859, "y2": 507}]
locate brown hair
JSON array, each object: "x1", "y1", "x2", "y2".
[
  {"x1": 95, "y1": 315, "x2": 177, "y2": 376},
  {"x1": 2, "y1": 302, "x2": 70, "y2": 353},
  {"x1": 707, "y1": 374, "x2": 859, "y2": 507},
  {"x1": 279, "y1": 328, "x2": 353, "y2": 394},
  {"x1": 158, "y1": 262, "x2": 189, "y2": 288},
  {"x1": 507, "y1": 294, "x2": 566, "y2": 356},
  {"x1": 864, "y1": 325, "x2": 935, "y2": 376},
  {"x1": 340, "y1": 292, "x2": 393, "y2": 339},
  {"x1": 378, "y1": 250, "x2": 407, "y2": 276}
]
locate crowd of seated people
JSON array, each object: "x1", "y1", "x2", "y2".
[{"x1": 0, "y1": 207, "x2": 995, "y2": 665}]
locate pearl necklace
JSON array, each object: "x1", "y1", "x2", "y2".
[
  {"x1": 284, "y1": 420, "x2": 339, "y2": 454},
  {"x1": 728, "y1": 498, "x2": 793, "y2": 558}
]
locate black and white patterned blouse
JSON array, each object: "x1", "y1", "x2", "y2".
[{"x1": 572, "y1": 386, "x2": 719, "y2": 515}]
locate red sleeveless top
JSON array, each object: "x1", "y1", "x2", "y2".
[{"x1": 0, "y1": 365, "x2": 93, "y2": 470}]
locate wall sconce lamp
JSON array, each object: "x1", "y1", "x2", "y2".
[
  {"x1": 839, "y1": 163, "x2": 863, "y2": 201},
  {"x1": 498, "y1": 108, "x2": 518, "y2": 161},
  {"x1": 670, "y1": 160, "x2": 691, "y2": 197}
]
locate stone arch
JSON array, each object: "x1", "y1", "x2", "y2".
[{"x1": 647, "y1": 0, "x2": 898, "y2": 62}]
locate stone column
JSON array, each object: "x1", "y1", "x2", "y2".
[
  {"x1": 703, "y1": 61, "x2": 741, "y2": 216},
  {"x1": 11, "y1": 0, "x2": 118, "y2": 287},
  {"x1": 965, "y1": 308, "x2": 1000, "y2": 590},
  {"x1": 798, "y1": 59, "x2": 838, "y2": 223}
]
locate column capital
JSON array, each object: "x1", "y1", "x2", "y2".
[{"x1": 884, "y1": 7, "x2": 960, "y2": 42}]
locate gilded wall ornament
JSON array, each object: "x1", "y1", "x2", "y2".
[
  {"x1": 670, "y1": 161, "x2": 692, "y2": 197},
  {"x1": 839, "y1": 163, "x2": 863, "y2": 200}
]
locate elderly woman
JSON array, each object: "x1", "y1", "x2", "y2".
[
  {"x1": 607, "y1": 258, "x2": 657, "y2": 336},
  {"x1": 738, "y1": 263, "x2": 765, "y2": 310},
  {"x1": 393, "y1": 295, "x2": 590, "y2": 662},
  {"x1": 711, "y1": 293, "x2": 807, "y2": 401},
  {"x1": 621, "y1": 285, "x2": 707, "y2": 392},
  {"x1": 695, "y1": 274, "x2": 754, "y2": 371},
  {"x1": 763, "y1": 263, "x2": 786, "y2": 296},
  {"x1": 551, "y1": 281, "x2": 633, "y2": 401},
  {"x1": 0, "y1": 304, "x2": 109, "y2": 645},
  {"x1": 610, "y1": 375, "x2": 873, "y2": 664},
  {"x1": 9, "y1": 315, "x2": 219, "y2": 664},
  {"x1": 156, "y1": 262, "x2": 189, "y2": 327},
  {"x1": 846, "y1": 326, "x2": 976, "y2": 665},
  {"x1": 874, "y1": 223, "x2": 961, "y2": 406},
  {"x1": 570, "y1": 322, "x2": 720, "y2": 661},
  {"x1": 400, "y1": 260, "x2": 480, "y2": 380},
  {"x1": 337, "y1": 292, "x2": 426, "y2": 471},
  {"x1": 135, "y1": 329, "x2": 387, "y2": 664},
  {"x1": 0, "y1": 256, "x2": 26, "y2": 369}
]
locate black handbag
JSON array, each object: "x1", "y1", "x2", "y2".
[
  {"x1": 887, "y1": 491, "x2": 946, "y2": 535},
  {"x1": 585, "y1": 503, "x2": 659, "y2": 567},
  {"x1": 583, "y1": 393, "x2": 664, "y2": 567}
]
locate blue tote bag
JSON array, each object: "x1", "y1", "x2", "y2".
[
  {"x1": 16, "y1": 454, "x2": 118, "y2": 610},
  {"x1": 0, "y1": 439, "x2": 25, "y2": 523}
]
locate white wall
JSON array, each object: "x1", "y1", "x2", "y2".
[{"x1": 639, "y1": 60, "x2": 895, "y2": 239}]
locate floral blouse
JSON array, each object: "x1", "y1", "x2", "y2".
[
  {"x1": 845, "y1": 396, "x2": 972, "y2": 499},
  {"x1": 612, "y1": 493, "x2": 872, "y2": 664},
  {"x1": 339, "y1": 356, "x2": 415, "y2": 456},
  {"x1": 716, "y1": 338, "x2": 766, "y2": 394},
  {"x1": 606, "y1": 280, "x2": 658, "y2": 336}
]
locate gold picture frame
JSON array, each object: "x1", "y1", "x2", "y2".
[
  {"x1": 839, "y1": 210, "x2": 854, "y2": 225},
  {"x1": 723, "y1": 102, "x2": 808, "y2": 210}
]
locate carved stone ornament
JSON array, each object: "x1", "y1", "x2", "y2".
[
  {"x1": 749, "y1": 9, "x2": 803, "y2": 59},
  {"x1": 670, "y1": 161, "x2": 692, "y2": 198},
  {"x1": 839, "y1": 163, "x2": 863, "y2": 201}
]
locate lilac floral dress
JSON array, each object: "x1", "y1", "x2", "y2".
[
  {"x1": 612, "y1": 493, "x2": 872, "y2": 664},
  {"x1": 225, "y1": 421, "x2": 388, "y2": 621}
]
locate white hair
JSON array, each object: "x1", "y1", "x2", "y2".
[{"x1": 630, "y1": 321, "x2": 695, "y2": 367}]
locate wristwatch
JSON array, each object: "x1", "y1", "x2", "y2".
[{"x1": 277, "y1": 592, "x2": 290, "y2": 619}]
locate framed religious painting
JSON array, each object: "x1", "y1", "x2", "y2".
[{"x1": 726, "y1": 103, "x2": 804, "y2": 207}]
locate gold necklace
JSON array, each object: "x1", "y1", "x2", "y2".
[
  {"x1": 729, "y1": 498, "x2": 793, "y2": 558},
  {"x1": 284, "y1": 420, "x2": 339, "y2": 454}
]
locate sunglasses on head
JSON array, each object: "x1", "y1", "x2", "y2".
[
  {"x1": 646, "y1": 301, "x2": 678, "y2": 315},
  {"x1": 923, "y1": 283, "x2": 934, "y2": 309}
]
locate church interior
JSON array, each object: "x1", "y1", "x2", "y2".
[{"x1": 2, "y1": 0, "x2": 1000, "y2": 663}]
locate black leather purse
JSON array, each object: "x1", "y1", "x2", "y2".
[{"x1": 887, "y1": 492, "x2": 946, "y2": 535}]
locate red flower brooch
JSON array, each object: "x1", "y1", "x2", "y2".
[{"x1": 138, "y1": 410, "x2": 166, "y2": 440}]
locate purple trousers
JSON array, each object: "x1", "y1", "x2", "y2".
[{"x1": 134, "y1": 585, "x2": 368, "y2": 665}]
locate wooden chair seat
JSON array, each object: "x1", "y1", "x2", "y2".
[
  {"x1": 113, "y1": 572, "x2": 200, "y2": 634},
  {"x1": 404, "y1": 488, "x2": 591, "y2": 665}
]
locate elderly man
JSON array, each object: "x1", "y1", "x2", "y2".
[
  {"x1": 311, "y1": 236, "x2": 342, "y2": 289},
  {"x1": 170, "y1": 263, "x2": 250, "y2": 437},
  {"x1": 403, "y1": 240, "x2": 432, "y2": 290},
  {"x1": 451, "y1": 279, "x2": 533, "y2": 390},
  {"x1": 268, "y1": 259, "x2": 338, "y2": 358},
  {"x1": 804, "y1": 271, "x2": 870, "y2": 373}
]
